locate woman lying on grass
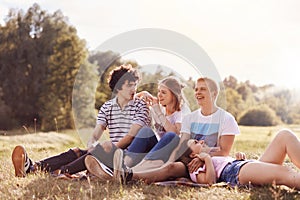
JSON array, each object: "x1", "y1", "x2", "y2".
[
  {"x1": 115, "y1": 129, "x2": 300, "y2": 189},
  {"x1": 179, "y1": 129, "x2": 300, "y2": 188}
]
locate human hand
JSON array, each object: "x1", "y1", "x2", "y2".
[
  {"x1": 136, "y1": 91, "x2": 154, "y2": 105},
  {"x1": 87, "y1": 139, "x2": 94, "y2": 149},
  {"x1": 187, "y1": 157, "x2": 203, "y2": 173},
  {"x1": 151, "y1": 103, "x2": 163, "y2": 115},
  {"x1": 151, "y1": 96, "x2": 159, "y2": 105},
  {"x1": 87, "y1": 146, "x2": 95, "y2": 153},
  {"x1": 87, "y1": 140, "x2": 98, "y2": 151},
  {"x1": 197, "y1": 152, "x2": 210, "y2": 161},
  {"x1": 235, "y1": 152, "x2": 246, "y2": 160}
]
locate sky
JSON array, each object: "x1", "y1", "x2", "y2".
[{"x1": 1, "y1": 0, "x2": 300, "y2": 89}]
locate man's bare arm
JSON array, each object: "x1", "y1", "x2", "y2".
[
  {"x1": 87, "y1": 124, "x2": 105, "y2": 149},
  {"x1": 116, "y1": 123, "x2": 143, "y2": 149}
]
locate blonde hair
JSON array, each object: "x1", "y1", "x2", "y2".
[
  {"x1": 159, "y1": 76, "x2": 187, "y2": 111},
  {"x1": 196, "y1": 77, "x2": 219, "y2": 98}
]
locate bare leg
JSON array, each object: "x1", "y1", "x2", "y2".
[
  {"x1": 132, "y1": 159, "x2": 164, "y2": 172},
  {"x1": 259, "y1": 129, "x2": 300, "y2": 168},
  {"x1": 132, "y1": 162, "x2": 187, "y2": 184},
  {"x1": 239, "y1": 161, "x2": 300, "y2": 189}
]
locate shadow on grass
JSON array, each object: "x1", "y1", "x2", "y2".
[
  {"x1": 20, "y1": 175, "x2": 196, "y2": 199},
  {"x1": 242, "y1": 185, "x2": 300, "y2": 200},
  {"x1": 19, "y1": 174, "x2": 300, "y2": 200}
]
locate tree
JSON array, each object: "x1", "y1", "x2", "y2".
[
  {"x1": 88, "y1": 51, "x2": 122, "y2": 109},
  {"x1": 223, "y1": 75, "x2": 238, "y2": 89},
  {"x1": 38, "y1": 9, "x2": 87, "y2": 131},
  {"x1": 72, "y1": 60, "x2": 98, "y2": 129},
  {"x1": 0, "y1": 4, "x2": 87, "y2": 131},
  {"x1": 238, "y1": 104, "x2": 280, "y2": 126},
  {"x1": 262, "y1": 89, "x2": 291, "y2": 124},
  {"x1": 0, "y1": 5, "x2": 50, "y2": 128},
  {"x1": 221, "y1": 88, "x2": 244, "y2": 119}
]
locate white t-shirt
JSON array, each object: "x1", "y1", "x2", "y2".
[
  {"x1": 151, "y1": 104, "x2": 191, "y2": 139},
  {"x1": 181, "y1": 108, "x2": 240, "y2": 147},
  {"x1": 154, "y1": 110, "x2": 183, "y2": 139}
]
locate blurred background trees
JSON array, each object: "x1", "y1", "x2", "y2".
[
  {"x1": 0, "y1": 3, "x2": 87, "y2": 131},
  {"x1": 0, "y1": 3, "x2": 300, "y2": 132}
]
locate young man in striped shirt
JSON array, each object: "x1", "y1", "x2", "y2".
[{"x1": 12, "y1": 64, "x2": 151, "y2": 177}]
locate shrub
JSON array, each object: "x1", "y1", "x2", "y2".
[{"x1": 238, "y1": 104, "x2": 280, "y2": 126}]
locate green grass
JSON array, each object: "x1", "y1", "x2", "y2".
[{"x1": 1, "y1": 126, "x2": 300, "y2": 199}]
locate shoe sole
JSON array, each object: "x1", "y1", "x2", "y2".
[
  {"x1": 113, "y1": 149, "x2": 124, "y2": 184},
  {"x1": 12, "y1": 145, "x2": 26, "y2": 177},
  {"x1": 85, "y1": 155, "x2": 113, "y2": 181}
]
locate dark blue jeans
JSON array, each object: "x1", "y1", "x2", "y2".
[
  {"x1": 144, "y1": 132, "x2": 180, "y2": 162},
  {"x1": 125, "y1": 127, "x2": 180, "y2": 166},
  {"x1": 125, "y1": 127, "x2": 158, "y2": 166}
]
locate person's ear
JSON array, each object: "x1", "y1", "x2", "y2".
[{"x1": 212, "y1": 90, "x2": 217, "y2": 98}]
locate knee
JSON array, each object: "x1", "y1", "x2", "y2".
[
  {"x1": 164, "y1": 132, "x2": 176, "y2": 139},
  {"x1": 102, "y1": 141, "x2": 113, "y2": 152},
  {"x1": 276, "y1": 129, "x2": 296, "y2": 140},
  {"x1": 164, "y1": 162, "x2": 178, "y2": 175},
  {"x1": 71, "y1": 147, "x2": 82, "y2": 157},
  {"x1": 164, "y1": 132, "x2": 179, "y2": 141},
  {"x1": 137, "y1": 127, "x2": 155, "y2": 138}
]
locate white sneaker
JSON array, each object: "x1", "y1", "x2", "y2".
[
  {"x1": 113, "y1": 148, "x2": 124, "y2": 184},
  {"x1": 113, "y1": 149, "x2": 133, "y2": 184},
  {"x1": 85, "y1": 155, "x2": 113, "y2": 181}
]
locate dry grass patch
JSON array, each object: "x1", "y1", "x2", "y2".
[{"x1": 1, "y1": 126, "x2": 300, "y2": 199}]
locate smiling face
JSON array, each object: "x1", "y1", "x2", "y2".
[
  {"x1": 194, "y1": 79, "x2": 217, "y2": 108},
  {"x1": 157, "y1": 85, "x2": 175, "y2": 107}
]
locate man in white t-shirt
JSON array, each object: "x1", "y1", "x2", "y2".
[
  {"x1": 181, "y1": 107, "x2": 239, "y2": 148},
  {"x1": 175, "y1": 77, "x2": 240, "y2": 173}
]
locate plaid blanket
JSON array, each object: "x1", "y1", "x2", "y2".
[
  {"x1": 154, "y1": 180, "x2": 209, "y2": 187},
  {"x1": 154, "y1": 178, "x2": 229, "y2": 187}
]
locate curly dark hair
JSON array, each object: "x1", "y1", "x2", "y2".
[{"x1": 108, "y1": 64, "x2": 140, "y2": 92}]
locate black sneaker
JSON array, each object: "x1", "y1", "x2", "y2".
[
  {"x1": 113, "y1": 149, "x2": 133, "y2": 184},
  {"x1": 12, "y1": 145, "x2": 34, "y2": 177}
]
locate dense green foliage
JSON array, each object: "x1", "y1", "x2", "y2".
[
  {"x1": 222, "y1": 76, "x2": 300, "y2": 126},
  {"x1": 0, "y1": 4, "x2": 300, "y2": 131},
  {"x1": 0, "y1": 4, "x2": 87, "y2": 131},
  {"x1": 238, "y1": 104, "x2": 280, "y2": 126}
]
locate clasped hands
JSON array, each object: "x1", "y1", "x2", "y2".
[{"x1": 188, "y1": 146, "x2": 246, "y2": 173}]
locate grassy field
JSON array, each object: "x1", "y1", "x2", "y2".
[{"x1": 1, "y1": 126, "x2": 300, "y2": 199}]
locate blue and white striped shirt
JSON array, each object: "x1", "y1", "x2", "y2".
[{"x1": 97, "y1": 97, "x2": 151, "y2": 144}]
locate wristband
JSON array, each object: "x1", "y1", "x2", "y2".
[
  {"x1": 158, "y1": 114, "x2": 167, "y2": 127},
  {"x1": 92, "y1": 141, "x2": 99, "y2": 147},
  {"x1": 157, "y1": 113, "x2": 164, "y2": 117}
]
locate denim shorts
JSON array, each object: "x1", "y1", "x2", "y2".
[{"x1": 218, "y1": 160, "x2": 251, "y2": 186}]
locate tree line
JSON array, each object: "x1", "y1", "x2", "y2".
[{"x1": 1, "y1": 4, "x2": 299, "y2": 132}]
